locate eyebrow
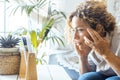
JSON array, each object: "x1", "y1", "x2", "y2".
[{"x1": 73, "y1": 26, "x2": 87, "y2": 29}]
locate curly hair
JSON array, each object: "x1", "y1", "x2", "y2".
[{"x1": 65, "y1": 1, "x2": 116, "y2": 42}]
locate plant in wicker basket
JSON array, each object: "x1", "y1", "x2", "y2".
[
  {"x1": 0, "y1": 35, "x2": 20, "y2": 48},
  {"x1": 0, "y1": 35, "x2": 21, "y2": 75}
]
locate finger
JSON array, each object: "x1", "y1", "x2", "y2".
[
  {"x1": 87, "y1": 28, "x2": 103, "y2": 41},
  {"x1": 93, "y1": 29, "x2": 103, "y2": 41},
  {"x1": 84, "y1": 36, "x2": 95, "y2": 49},
  {"x1": 74, "y1": 44, "x2": 79, "y2": 50},
  {"x1": 87, "y1": 28, "x2": 98, "y2": 42},
  {"x1": 74, "y1": 44, "x2": 82, "y2": 53}
]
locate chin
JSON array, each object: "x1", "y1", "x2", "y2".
[
  {"x1": 79, "y1": 46, "x2": 83, "y2": 50},
  {"x1": 78, "y1": 45, "x2": 86, "y2": 50}
]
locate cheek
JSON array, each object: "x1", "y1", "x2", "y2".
[
  {"x1": 77, "y1": 32, "x2": 88, "y2": 43},
  {"x1": 80, "y1": 31, "x2": 93, "y2": 41},
  {"x1": 79, "y1": 31, "x2": 88, "y2": 38}
]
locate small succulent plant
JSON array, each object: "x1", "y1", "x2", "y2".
[{"x1": 0, "y1": 35, "x2": 20, "y2": 48}]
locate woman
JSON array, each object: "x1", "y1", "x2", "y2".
[{"x1": 66, "y1": 1, "x2": 120, "y2": 80}]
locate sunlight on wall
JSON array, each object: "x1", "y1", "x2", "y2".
[{"x1": 6, "y1": 12, "x2": 28, "y2": 32}]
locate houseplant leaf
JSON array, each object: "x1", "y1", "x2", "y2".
[
  {"x1": 30, "y1": 30, "x2": 37, "y2": 49},
  {"x1": 40, "y1": 18, "x2": 55, "y2": 42}
]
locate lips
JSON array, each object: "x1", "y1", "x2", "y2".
[
  {"x1": 76, "y1": 43, "x2": 82, "y2": 46},
  {"x1": 74, "y1": 42, "x2": 83, "y2": 49},
  {"x1": 74, "y1": 41, "x2": 81, "y2": 45},
  {"x1": 74, "y1": 39, "x2": 89, "y2": 50}
]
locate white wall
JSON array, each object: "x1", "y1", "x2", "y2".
[
  {"x1": 107, "y1": 0, "x2": 120, "y2": 31},
  {"x1": 51, "y1": 0, "x2": 84, "y2": 15}
]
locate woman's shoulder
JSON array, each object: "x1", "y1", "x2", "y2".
[
  {"x1": 113, "y1": 30, "x2": 120, "y2": 40},
  {"x1": 110, "y1": 29, "x2": 120, "y2": 55}
]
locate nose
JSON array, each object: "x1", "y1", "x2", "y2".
[
  {"x1": 73, "y1": 30, "x2": 80, "y2": 40},
  {"x1": 73, "y1": 31, "x2": 82, "y2": 43}
]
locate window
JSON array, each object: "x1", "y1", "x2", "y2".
[
  {"x1": 0, "y1": 0, "x2": 49, "y2": 36},
  {"x1": 0, "y1": 0, "x2": 28, "y2": 36},
  {"x1": 0, "y1": 1, "x2": 5, "y2": 35}
]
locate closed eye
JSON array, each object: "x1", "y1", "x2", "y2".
[
  {"x1": 77, "y1": 28, "x2": 85, "y2": 33},
  {"x1": 71, "y1": 28, "x2": 86, "y2": 33}
]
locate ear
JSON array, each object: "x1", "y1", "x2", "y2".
[{"x1": 95, "y1": 24, "x2": 106, "y2": 37}]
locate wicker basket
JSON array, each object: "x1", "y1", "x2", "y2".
[{"x1": 0, "y1": 48, "x2": 21, "y2": 75}]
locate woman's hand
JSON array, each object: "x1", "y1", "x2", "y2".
[
  {"x1": 74, "y1": 42, "x2": 91, "y2": 58},
  {"x1": 84, "y1": 28, "x2": 110, "y2": 56}
]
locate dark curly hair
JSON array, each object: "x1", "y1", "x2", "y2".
[{"x1": 65, "y1": 1, "x2": 116, "y2": 42}]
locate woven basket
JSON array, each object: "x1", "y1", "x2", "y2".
[{"x1": 0, "y1": 48, "x2": 21, "y2": 75}]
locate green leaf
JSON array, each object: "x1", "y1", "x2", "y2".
[
  {"x1": 21, "y1": 5, "x2": 26, "y2": 15},
  {"x1": 59, "y1": 11, "x2": 67, "y2": 19},
  {"x1": 30, "y1": 30, "x2": 37, "y2": 49},
  {"x1": 42, "y1": 59, "x2": 47, "y2": 64},
  {"x1": 56, "y1": 36, "x2": 65, "y2": 47},
  {"x1": 41, "y1": 18, "x2": 54, "y2": 42},
  {"x1": 54, "y1": 37, "x2": 61, "y2": 46},
  {"x1": 48, "y1": 36, "x2": 65, "y2": 47},
  {"x1": 27, "y1": 5, "x2": 35, "y2": 16},
  {"x1": 10, "y1": 0, "x2": 47, "y2": 16},
  {"x1": 36, "y1": 58, "x2": 39, "y2": 64},
  {"x1": 39, "y1": 59, "x2": 43, "y2": 64},
  {"x1": 11, "y1": 6, "x2": 20, "y2": 15},
  {"x1": 51, "y1": 37, "x2": 55, "y2": 45},
  {"x1": 38, "y1": 0, "x2": 47, "y2": 8}
]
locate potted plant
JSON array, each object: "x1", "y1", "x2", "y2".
[
  {"x1": 9, "y1": 0, "x2": 66, "y2": 64},
  {"x1": 0, "y1": 35, "x2": 21, "y2": 74}
]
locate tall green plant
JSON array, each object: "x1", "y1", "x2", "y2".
[
  {"x1": 10, "y1": 0, "x2": 66, "y2": 51},
  {"x1": 39, "y1": 1, "x2": 66, "y2": 46},
  {"x1": 39, "y1": 12, "x2": 65, "y2": 46},
  {"x1": 9, "y1": 0, "x2": 66, "y2": 64}
]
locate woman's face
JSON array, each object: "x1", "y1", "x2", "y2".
[{"x1": 71, "y1": 16, "x2": 93, "y2": 51}]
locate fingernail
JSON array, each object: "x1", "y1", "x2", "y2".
[
  {"x1": 84, "y1": 37, "x2": 88, "y2": 44},
  {"x1": 84, "y1": 36, "x2": 87, "y2": 39},
  {"x1": 84, "y1": 36, "x2": 90, "y2": 42}
]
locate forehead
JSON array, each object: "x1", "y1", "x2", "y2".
[{"x1": 71, "y1": 16, "x2": 90, "y2": 29}]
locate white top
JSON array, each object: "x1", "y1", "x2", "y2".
[{"x1": 89, "y1": 30, "x2": 120, "y2": 75}]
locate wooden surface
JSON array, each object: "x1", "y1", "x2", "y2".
[
  {"x1": 25, "y1": 53, "x2": 37, "y2": 80},
  {"x1": 19, "y1": 52, "x2": 37, "y2": 80},
  {"x1": 0, "y1": 65, "x2": 72, "y2": 80},
  {"x1": 19, "y1": 51, "x2": 26, "y2": 79}
]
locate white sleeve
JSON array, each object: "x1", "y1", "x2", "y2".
[{"x1": 88, "y1": 50, "x2": 96, "y2": 71}]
